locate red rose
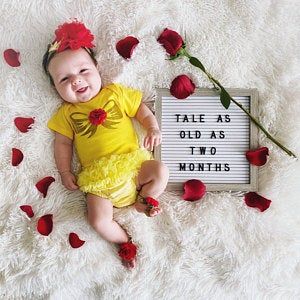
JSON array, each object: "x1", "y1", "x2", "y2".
[
  {"x1": 118, "y1": 242, "x2": 137, "y2": 261},
  {"x1": 116, "y1": 36, "x2": 139, "y2": 59},
  {"x1": 170, "y1": 75, "x2": 196, "y2": 99},
  {"x1": 244, "y1": 192, "x2": 272, "y2": 212},
  {"x1": 157, "y1": 28, "x2": 184, "y2": 56},
  {"x1": 245, "y1": 147, "x2": 269, "y2": 166},
  {"x1": 54, "y1": 20, "x2": 95, "y2": 52},
  {"x1": 88, "y1": 109, "x2": 107, "y2": 125},
  {"x1": 145, "y1": 197, "x2": 159, "y2": 207},
  {"x1": 182, "y1": 179, "x2": 206, "y2": 201}
]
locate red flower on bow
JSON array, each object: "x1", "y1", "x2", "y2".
[
  {"x1": 88, "y1": 109, "x2": 107, "y2": 125},
  {"x1": 144, "y1": 197, "x2": 159, "y2": 207},
  {"x1": 53, "y1": 20, "x2": 95, "y2": 53},
  {"x1": 118, "y1": 242, "x2": 137, "y2": 261},
  {"x1": 170, "y1": 75, "x2": 195, "y2": 99}
]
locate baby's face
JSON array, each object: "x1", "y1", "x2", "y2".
[{"x1": 48, "y1": 48, "x2": 102, "y2": 103}]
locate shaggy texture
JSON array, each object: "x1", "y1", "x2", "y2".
[{"x1": 1, "y1": 0, "x2": 300, "y2": 299}]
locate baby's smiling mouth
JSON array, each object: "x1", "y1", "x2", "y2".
[{"x1": 76, "y1": 86, "x2": 88, "y2": 93}]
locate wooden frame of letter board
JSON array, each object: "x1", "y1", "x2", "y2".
[{"x1": 154, "y1": 88, "x2": 259, "y2": 192}]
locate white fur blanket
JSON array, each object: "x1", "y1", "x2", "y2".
[{"x1": 1, "y1": 1, "x2": 300, "y2": 299}]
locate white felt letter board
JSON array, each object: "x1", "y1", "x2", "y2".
[{"x1": 154, "y1": 88, "x2": 259, "y2": 191}]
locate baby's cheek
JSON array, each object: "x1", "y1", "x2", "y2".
[{"x1": 60, "y1": 86, "x2": 74, "y2": 102}]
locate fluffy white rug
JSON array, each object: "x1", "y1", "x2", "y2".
[{"x1": 1, "y1": 0, "x2": 300, "y2": 299}]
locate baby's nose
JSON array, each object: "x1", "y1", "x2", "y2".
[{"x1": 71, "y1": 76, "x2": 82, "y2": 86}]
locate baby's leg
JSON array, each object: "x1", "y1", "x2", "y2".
[
  {"x1": 86, "y1": 193, "x2": 129, "y2": 244},
  {"x1": 135, "y1": 160, "x2": 169, "y2": 217}
]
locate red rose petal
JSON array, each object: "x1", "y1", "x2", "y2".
[
  {"x1": 35, "y1": 176, "x2": 55, "y2": 198},
  {"x1": 244, "y1": 192, "x2": 272, "y2": 212},
  {"x1": 12, "y1": 148, "x2": 24, "y2": 166},
  {"x1": 37, "y1": 214, "x2": 53, "y2": 236},
  {"x1": 170, "y1": 74, "x2": 196, "y2": 99},
  {"x1": 14, "y1": 117, "x2": 34, "y2": 133},
  {"x1": 182, "y1": 179, "x2": 206, "y2": 201},
  {"x1": 116, "y1": 36, "x2": 139, "y2": 59},
  {"x1": 54, "y1": 21, "x2": 95, "y2": 53},
  {"x1": 3, "y1": 49, "x2": 21, "y2": 67},
  {"x1": 20, "y1": 205, "x2": 34, "y2": 218},
  {"x1": 69, "y1": 232, "x2": 85, "y2": 248},
  {"x1": 246, "y1": 147, "x2": 269, "y2": 166}
]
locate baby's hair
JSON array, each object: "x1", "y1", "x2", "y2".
[{"x1": 42, "y1": 46, "x2": 98, "y2": 85}]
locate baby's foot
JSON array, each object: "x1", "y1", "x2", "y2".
[
  {"x1": 118, "y1": 241, "x2": 137, "y2": 269},
  {"x1": 122, "y1": 257, "x2": 136, "y2": 269},
  {"x1": 135, "y1": 199, "x2": 162, "y2": 217}
]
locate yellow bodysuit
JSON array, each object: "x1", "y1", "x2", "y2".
[{"x1": 48, "y1": 83, "x2": 152, "y2": 207}]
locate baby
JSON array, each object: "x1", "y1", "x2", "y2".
[{"x1": 43, "y1": 21, "x2": 169, "y2": 268}]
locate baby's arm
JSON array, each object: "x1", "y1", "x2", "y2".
[
  {"x1": 54, "y1": 132, "x2": 78, "y2": 190},
  {"x1": 135, "y1": 103, "x2": 161, "y2": 151}
]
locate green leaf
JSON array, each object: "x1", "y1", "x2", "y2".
[
  {"x1": 189, "y1": 57, "x2": 206, "y2": 72},
  {"x1": 220, "y1": 88, "x2": 231, "y2": 109}
]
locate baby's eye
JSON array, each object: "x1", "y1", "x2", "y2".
[
  {"x1": 80, "y1": 69, "x2": 88, "y2": 73},
  {"x1": 60, "y1": 77, "x2": 68, "y2": 83}
]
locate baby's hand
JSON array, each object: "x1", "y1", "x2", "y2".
[
  {"x1": 60, "y1": 171, "x2": 79, "y2": 191},
  {"x1": 144, "y1": 127, "x2": 162, "y2": 151}
]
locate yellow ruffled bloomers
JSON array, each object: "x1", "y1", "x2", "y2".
[{"x1": 78, "y1": 148, "x2": 152, "y2": 207}]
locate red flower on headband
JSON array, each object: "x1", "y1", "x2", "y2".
[{"x1": 54, "y1": 20, "x2": 95, "y2": 52}]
